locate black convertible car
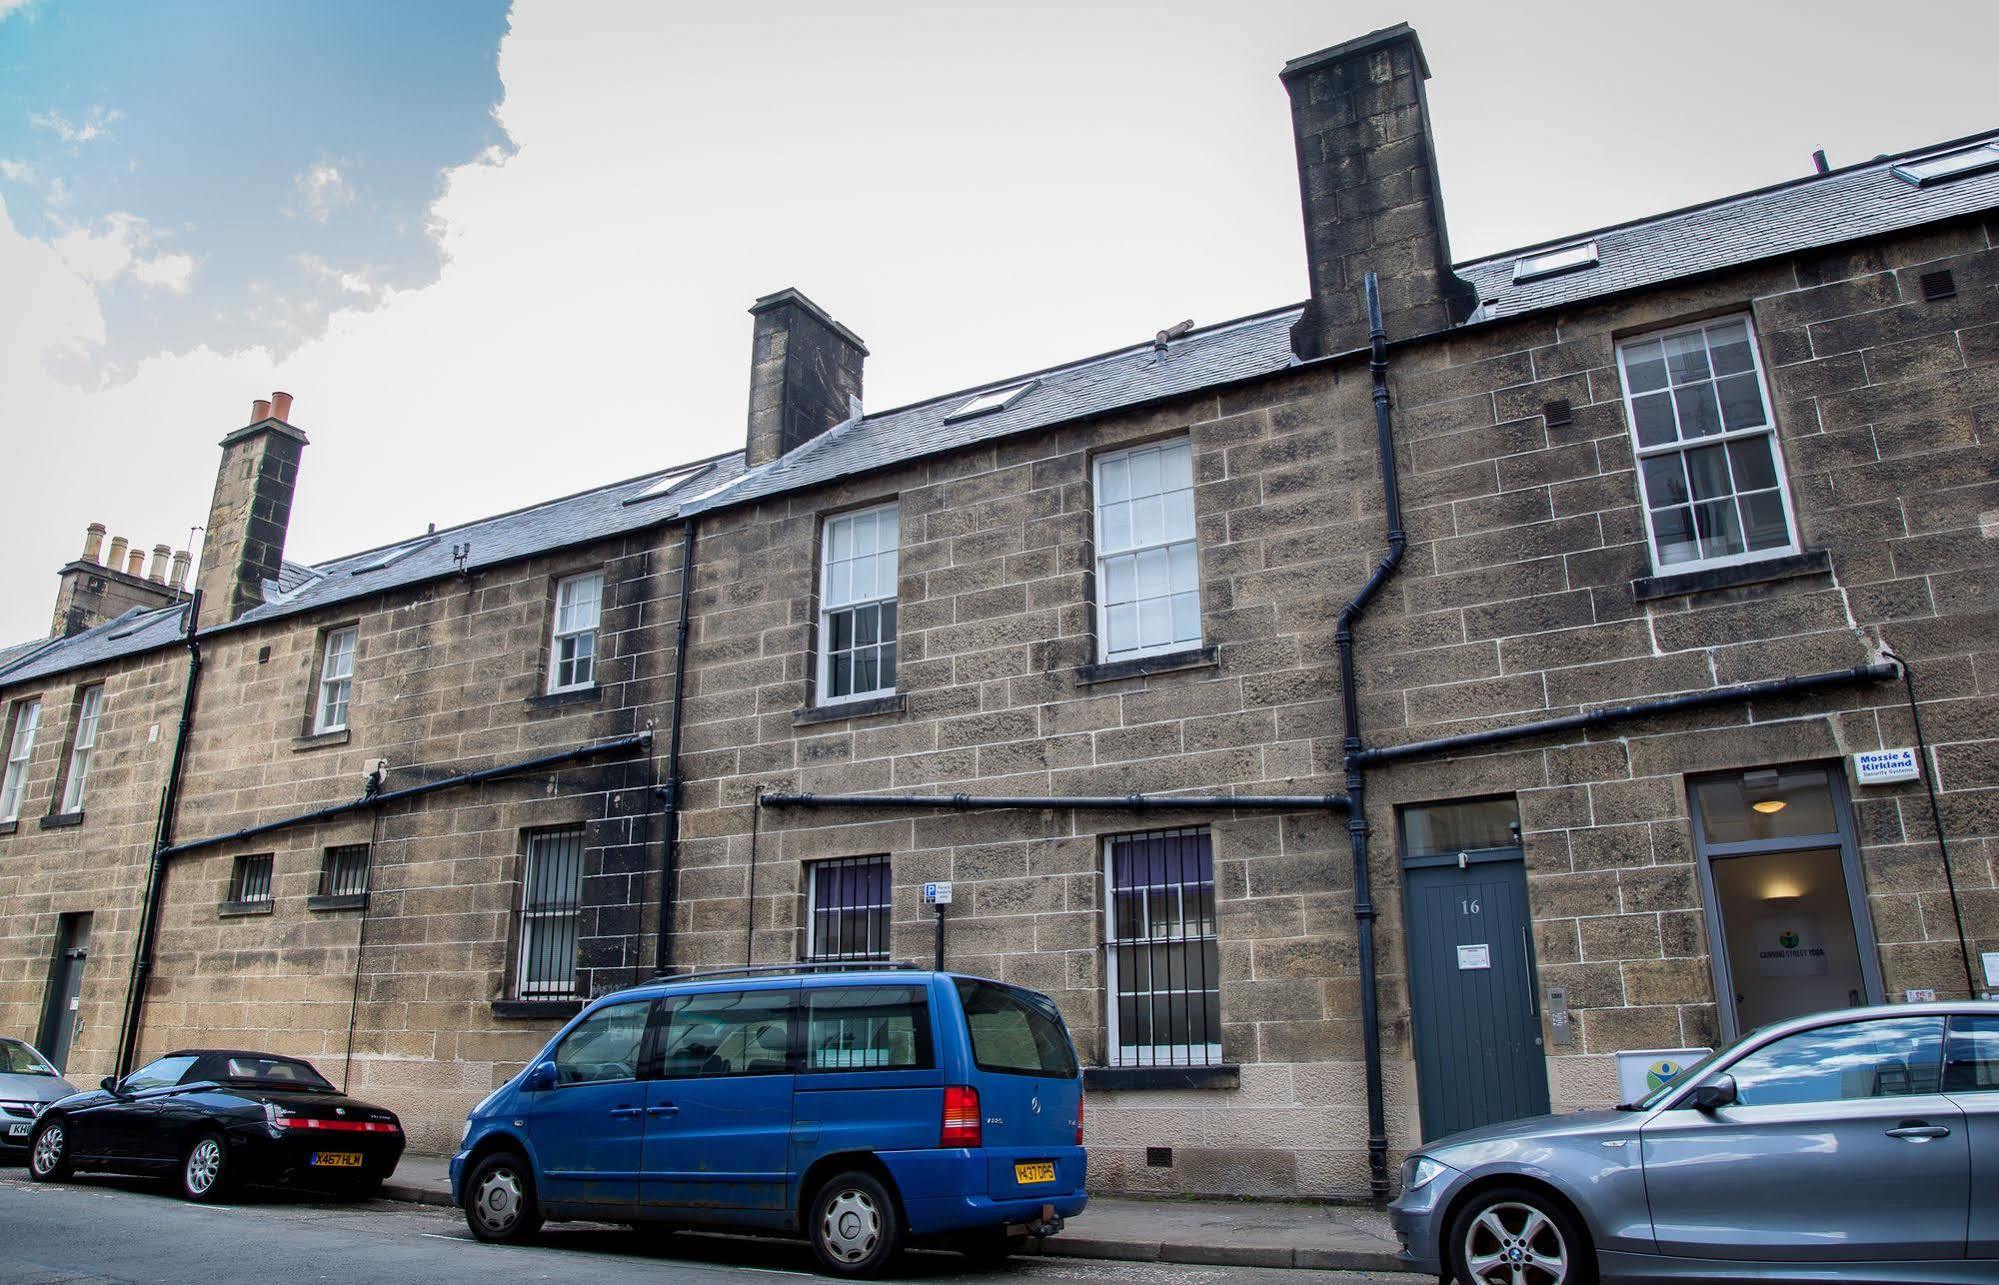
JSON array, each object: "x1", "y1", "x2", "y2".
[{"x1": 27, "y1": 1048, "x2": 403, "y2": 1201}]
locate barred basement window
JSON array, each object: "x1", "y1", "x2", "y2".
[
  {"x1": 1104, "y1": 827, "x2": 1221, "y2": 1067},
  {"x1": 320, "y1": 844, "x2": 371, "y2": 898},
  {"x1": 0, "y1": 697, "x2": 42, "y2": 822},
  {"x1": 805, "y1": 856, "x2": 891, "y2": 961},
  {"x1": 228, "y1": 853, "x2": 274, "y2": 905},
  {"x1": 517, "y1": 827, "x2": 585, "y2": 999},
  {"x1": 1094, "y1": 438, "x2": 1201, "y2": 662},
  {"x1": 548, "y1": 572, "x2": 604, "y2": 693},
  {"x1": 817, "y1": 504, "x2": 898, "y2": 704},
  {"x1": 1617, "y1": 317, "x2": 1800, "y2": 574}
]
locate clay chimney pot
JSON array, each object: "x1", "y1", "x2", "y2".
[
  {"x1": 269, "y1": 391, "x2": 293, "y2": 422},
  {"x1": 82, "y1": 523, "x2": 106, "y2": 564},
  {"x1": 252, "y1": 398, "x2": 272, "y2": 422}
]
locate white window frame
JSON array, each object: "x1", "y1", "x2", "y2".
[
  {"x1": 313, "y1": 626, "x2": 357, "y2": 734},
  {"x1": 1616, "y1": 315, "x2": 1802, "y2": 576},
  {"x1": 0, "y1": 699, "x2": 41, "y2": 822},
  {"x1": 1092, "y1": 438, "x2": 1202, "y2": 663},
  {"x1": 804, "y1": 855, "x2": 893, "y2": 961},
  {"x1": 548, "y1": 571, "x2": 604, "y2": 694},
  {"x1": 816, "y1": 503, "x2": 899, "y2": 706},
  {"x1": 59, "y1": 684, "x2": 104, "y2": 814},
  {"x1": 1102, "y1": 828, "x2": 1221, "y2": 1069},
  {"x1": 517, "y1": 827, "x2": 585, "y2": 999}
]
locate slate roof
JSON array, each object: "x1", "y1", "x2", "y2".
[
  {"x1": 0, "y1": 451, "x2": 744, "y2": 689},
  {"x1": 4, "y1": 129, "x2": 1995, "y2": 691}
]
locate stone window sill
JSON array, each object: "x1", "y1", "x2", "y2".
[
  {"x1": 527, "y1": 686, "x2": 601, "y2": 712},
  {"x1": 795, "y1": 693, "x2": 907, "y2": 726},
  {"x1": 307, "y1": 893, "x2": 368, "y2": 913},
  {"x1": 491, "y1": 999, "x2": 584, "y2": 1021},
  {"x1": 1076, "y1": 646, "x2": 1218, "y2": 687},
  {"x1": 1084, "y1": 1064, "x2": 1240, "y2": 1092},
  {"x1": 1632, "y1": 550, "x2": 1831, "y2": 602},
  {"x1": 39, "y1": 811, "x2": 84, "y2": 830},
  {"x1": 0, "y1": 820, "x2": 16, "y2": 837},
  {"x1": 218, "y1": 900, "x2": 274, "y2": 918},
  {"x1": 293, "y1": 727, "x2": 350, "y2": 752}
]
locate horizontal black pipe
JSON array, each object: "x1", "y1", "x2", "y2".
[
  {"x1": 1352, "y1": 663, "x2": 1898, "y2": 768},
  {"x1": 762, "y1": 791, "x2": 1350, "y2": 812},
  {"x1": 158, "y1": 731, "x2": 653, "y2": 860}
]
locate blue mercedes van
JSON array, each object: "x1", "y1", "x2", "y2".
[{"x1": 450, "y1": 964, "x2": 1087, "y2": 1277}]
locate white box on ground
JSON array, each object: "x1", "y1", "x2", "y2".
[
  {"x1": 1616, "y1": 1047, "x2": 1712, "y2": 1104},
  {"x1": 922, "y1": 881, "x2": 953, "y2": 906},
  {"x1": 1852, "y1": 747, "x2": 1920, "y2": 785}
]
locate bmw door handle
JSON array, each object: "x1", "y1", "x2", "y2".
[
  {"x1": 608, "y1": 1106, "x2": 644, "y2": 1119},
  {"x1": 645, "y1": 1104, "x2": 678, "y2": 1118},
  {"x1": 1885, "y1": 1123, "x2": 1950, "y2": 1141}
]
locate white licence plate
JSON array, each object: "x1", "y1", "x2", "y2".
[{"x1": 7, "y1": 1123, "x2": 27, "y2": 1137}]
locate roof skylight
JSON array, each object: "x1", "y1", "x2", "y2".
[
  {"x1": 1891, "y1": 142, "x2": 1999, "y2": 188},
  {"x1": 346, "y1": 537, "x2": 437, "y2": 575},
  {"x1": 943, "y1": 381, "x2": 1035, "y2": 422},
  {"x1": 625, "y1": 463, "x2": 714, "y2": 506},
  {"x1": 1512, "y1": 240, "x2": 1599, "y2": 284}
]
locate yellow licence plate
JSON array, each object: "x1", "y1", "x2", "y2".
[
  {"x1": 1014, "y1": 1161, "x2": 1056, "y2": 1185},
  {"x1": 310, "y1": 1151, "x2": 364, "y2": 1168}
]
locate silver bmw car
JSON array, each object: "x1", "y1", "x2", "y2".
[
  {"x1": 1390, "y1": 1001, "x2": 1998, "y2": 1284},
  {"x1": 0, "y1": 1037, "x2": 77, "y2": 1158}
]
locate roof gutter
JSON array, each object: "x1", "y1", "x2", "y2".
[{"x1": 761, "y1": 791, "x2": 1350, "y2": 812}]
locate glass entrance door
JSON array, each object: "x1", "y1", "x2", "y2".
[{"x1": 1689, "y1": 765, "x2": 1881, "y2": 1038}]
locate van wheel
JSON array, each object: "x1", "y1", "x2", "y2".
[
  {"x1": 808, "y1": 1170, "x2": 902, "y2": 1277},
  {"x1": 464, "y1": 1152, "x2": 543, "y2": 1244},
  {"x1": 1446, "y1": 1185, "x2": 1595, "y2": 1285}
]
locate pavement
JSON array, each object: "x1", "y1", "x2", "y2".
[
  {"x1": 0, "y1": 1166, "x2": 1416, "y2": 1285},
  {"x1": 383, "y1": 1153, "x2": 1410, "y2": 1274}
]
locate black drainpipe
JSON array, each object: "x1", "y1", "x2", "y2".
[
  {"x1": 655, "y1": 518, "x2": 698, "y2": 974},
  {"x1": 116, "y1": 590, "x2": 204, "y2": 1076},
  {"x1": 1338, "y1": 273, "x2": 1404, "y2": 1200}
]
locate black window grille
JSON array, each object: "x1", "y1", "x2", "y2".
[
  {"x1": 1105, "y1": 827, "x2": 1220, "y2": 1067},
  {"x1": 320, "y1": 844, "x2": 370, "y2": 898},
  {"x1": 517, "y1": 827, "x2": 585, "y2": 999},
  {"x1": 805, "y1": 856, "x2": 891, "y2": 961},
  {"x1": 228, "y1": 853, "x2": 274, "y2": 905}
]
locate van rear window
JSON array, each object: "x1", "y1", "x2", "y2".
[{"x1": 954, "y1": 980, "x2": 1079, "y2": 1079}]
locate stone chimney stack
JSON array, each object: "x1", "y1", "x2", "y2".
[
  {"x1": 194, "y1": 392, "x2": 308, "y2": 622},
  {"x1": 1281, "y1": 23, "x2": 1478, "y2": 359},
  {"x1": 744, "y1": 288, "x2": 867, "y2": 469},
  {"x1": 50, "y1": 523, "x2": 190, "y2": 636}
]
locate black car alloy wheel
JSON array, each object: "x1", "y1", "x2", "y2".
[
  {"x1": 179, "y1": 1131, "x2": 232, "y2": 1202},
  {"x1": 28, "y1": 1118, "x2": 70, "y2": 1181}
]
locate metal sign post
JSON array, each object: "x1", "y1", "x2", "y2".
[{"x1": 923, "y1": 881, "x2": 953, "y2": 970}]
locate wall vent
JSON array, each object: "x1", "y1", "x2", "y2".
[
  {"x1": 1920, "y1": 269, "x2": 1957, "y2": 302},
  {"x1": 1543, "y1": 398, "x2": 1573, "y2": 427},
  {"x1": 1145, "y1": 1146, "x2": 1174, "y2": 1167}
]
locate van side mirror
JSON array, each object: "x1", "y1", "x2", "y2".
[
  {"x1": 523, "y1": 1062, "x2": 556, "y2": 1093},
  {"x1": 1690, "y1": 1074, "x2": 1737, "y2": 1112}
]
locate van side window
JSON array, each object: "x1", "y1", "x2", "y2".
[
  {"x1": 805, "y1": 985, "x2": 933, "y2": 1071},
  {"x1": 954, "y1": 979, "x2": 1079, "y2": 1078},
  {"x1": 553, "y1": 1000, "x2": 649, "y2": 1086},
  {"x1": 656, "y1": 989, "x2": 793, "y2": 1078}
]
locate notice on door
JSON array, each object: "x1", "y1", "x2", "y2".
[
  {"x1": 1754, "y1": 914, "x2": 1829, "y2": 977},
  {"x1": 1456, "y1": 943, "x2": 1491, "y2": 970}
]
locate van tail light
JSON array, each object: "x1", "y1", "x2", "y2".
[
  {"x1": 940, "y1": 1085, "x2": 981, "y2": 1148},
  {"x1": 1075, "y1": 1091, "x2": 1085, "y2": 1146}
]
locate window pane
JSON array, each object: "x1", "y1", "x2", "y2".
[
  {"x1": 1105, "y1": 554, "x2": 1135, "y2": 606},
  {"x1": 829, "y1": 609, "x2": 854, "y2": 652},
  {"x1": 855, "y1": 647, "x2": 879, "y2": 693},
  {"x1": 1163, "y1": 487, "x2": 1194, "y2": 540},
  {"x1": 1694, "y1": 766, "x2": 1840, "y2": 844},
  {"x1": 1132, "y1": 495, "x2": 1164, "y2": 547},
  {"x1": 1129, "y1": 447, "x2": 1161, "y2": 498},
  {"x1": 657, "y1": 990, "x2": 793, "y2": 1078},
  {"x1": 1642, "y1": 455, "x2": 1689, "y2": 508},
  {"x1": 1100, "y1": 500, "x2": 1132, "y2": 553},
  {"x1": 879, "y1": 507, "x2": 899, "y2": 556},
  {"x1": 806, "y1": 986, "x2": 933, "y2": 1071},
  {"x1": 1653, "y1": 506, "x2": 1697, "y2": 564},
  {"x1": 1716, "y1": 373, "x2": 1767, "y2": 430},
  {"x1": 1945, "y1": 1016, "x2": 1999, "y2": 1092},
  {"x1": 852, "y1": 511, "x2": 877, "y2": 556},
  {"x1": 1138, "y1": 596, "x2": 1171, "y2": 648},
  {"x1": 1631, "y1": 392, "x2": 1676, "y2": 447},
  {"x1": 1136, "y1": 546, "x2": 1170, "y2": 599},
  {"x1": 1729, "y1": 1017, "x2": 1945, "y2": 1106},
  {"x1": 1169, "y1": 543, "x2": 1198, "y2": 594},
  {"x1": 955, "y1": 979, "x2": 1078, "y2": 1078},
  {"x1": 1402, "y1": 797, "x2": 1521, "y2": 857},
  {"x1": 850, "y1": 553, "x2": 876, "y2": 602},
  {"x1": 1171, "y1": 592, "x2": 1200, "y2": 642},
  {"x1": 1107, "y1": 603, "x2": 1137, "y2": 654},
  {"x1": 1694, "y1": 498, "x2": 1744, "y2": 558},
  {"x1": 1622, "y1": 340, "x2": 1666, "y2": 392},
  {"x1": 1740, "y1": 491, "x2": 1791, "y2": 551},
  {"x1": 1707, "y1": 321, "x2": 1755, "y2": 375},
  {"x1": 1726, "y1": 436, "x2": 1777, "y2": 491},
  {"x1": 1674, "y1": 382, "x2": 1723, "y2": 439},
  {"x1": 827, "y1": 559, "x2": 851, "y2": 607},
  {"x1": 1099, "y1": 455, "x2": 1129, "y2": 503},
  {"x1": 1664, "y1": 331, "x2": 1711, "y2": 384},
  {"x1": 829, "y1": 650, "x2": 852, "y2": 698},
  {"x1": 1162, "y1": 440, "x2": 1193, "y2": 489},
  {"x1": 852, "y1": 603, "x2": 878, "y2": 647},
  {"x1": 829, "y1": 518, "x2": 851, "y2": 562},
  {"x1": 879, "y1": 641, "x2": 896, "y2": 687},
  {"x1": 553, "y1": 1001, "x2": 648, "y2": 1086},
  {"x1": 1685, "y1": 444, "x2": 1730, "y2": 500}
]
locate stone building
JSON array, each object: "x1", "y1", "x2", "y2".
[{"x1": 2, "y1": 22, "x2": 1995, "y2": 1198}]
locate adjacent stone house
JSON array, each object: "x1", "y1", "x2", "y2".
[{"x1": 2, "y1": 22, "x2": 1994, "y2": 1197}]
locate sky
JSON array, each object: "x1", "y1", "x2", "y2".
[{"x1": 0, "y1": 0, "x2": 1993, "y2": 643}]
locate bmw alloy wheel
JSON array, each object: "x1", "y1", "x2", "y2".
[
  {"x1": 475, "y1": 1166, "x2": 523, "y2": 1235},
  {"x1": 184, "y1": 1137, "x2": 224, "y2": 1197},
  {"x1": 819, "y1": 1185, "x2": 882, "y2": 1264},
  {"x1": 29, "y1": 1122, "x2": 64, "y2": 1177},
  {"x1": 1462, "y1": 1201, "x2": 1569, "y2": 1285}
]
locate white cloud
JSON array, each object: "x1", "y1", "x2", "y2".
[
  {"x1": 293, "y1": 251, "x2": 386, "y2": 300},
  {"x1": 0, "y1": 0, "x2": 37, "y2": 21},
  {"x1": 48, "y1": 211, "x2": 194, "y2": 292},
  {"x1": 289, "y1": 161, "x2": 355, "y2": 223},
  {"x1": 0, "y1": 158, "x2": 34, "y2": 183},
  {"x1": 30, "y1": 106, "x2": 123, "y2": 145}
]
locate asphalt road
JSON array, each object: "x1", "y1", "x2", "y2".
[{"x1": 0, "y1": 1166, "x2": 1411, "y2": 1285}]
